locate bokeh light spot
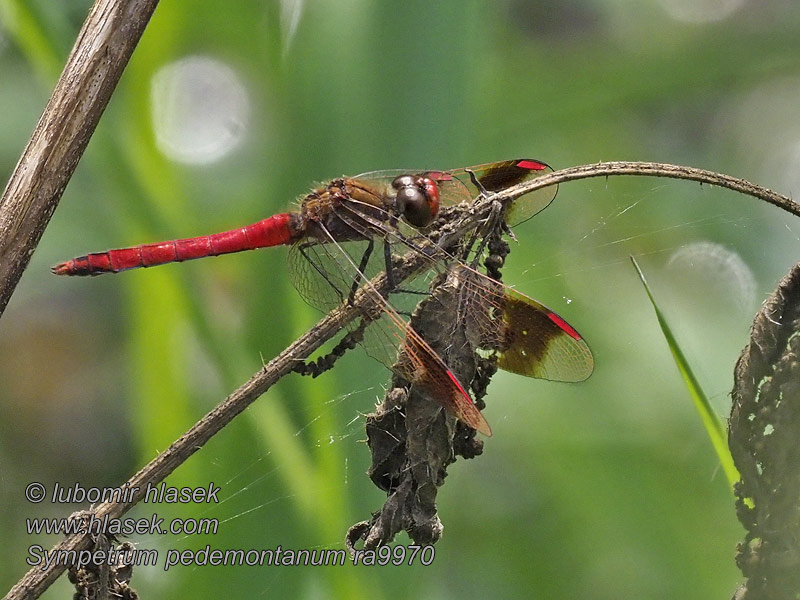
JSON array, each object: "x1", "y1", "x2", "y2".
[
  {"x1": 150, "y1": 55, "x2": 250, "y2": 165},
  {"x1": 655, "y1": 0, "x2": 747, "y2": 23},
  {"x1": 667, "y1": 241, "x2": 757, "y2": 314}
]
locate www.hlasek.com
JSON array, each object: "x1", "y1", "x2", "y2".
[{"x1": 23, "y1": 481, "x2": 435, "y2": 570}]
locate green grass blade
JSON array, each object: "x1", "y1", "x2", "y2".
[{"x1": 630, "y1": 256, "x2": 739, "y2": 491}]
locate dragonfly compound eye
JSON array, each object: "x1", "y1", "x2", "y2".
[
  {"x1": 396, "y1": 181, "x2": 436, "y2": 228},
  {"x1": 391, "y1": 174, "x2": 417, "y2": 189}
]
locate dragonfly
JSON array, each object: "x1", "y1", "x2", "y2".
[{"x1": 53, "y1": 159, "x2": 593, "y2": 436}]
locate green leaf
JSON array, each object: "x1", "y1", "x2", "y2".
[{"x1": 630, "y1": 255, "x2": 739, "y2": 491}]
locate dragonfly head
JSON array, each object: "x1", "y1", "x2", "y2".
[{"x1": 392, "y1": 174, "x2": 440, "y2": 228}]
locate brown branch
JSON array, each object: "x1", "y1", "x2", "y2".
[
  {"x1": 490, "y1": 161, "x2": 800, "y2": 218},
  {"x1": 0, "y1": 0, "x2": 160, "y2": 320}
]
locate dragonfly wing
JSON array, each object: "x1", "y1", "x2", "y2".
[
  {"x1": 287, "y1": 239, "x2": 369, "y2": 311},
  {"x1": 358, "y1": 269, "x2": 434, "y2": 365},
  {"x1": 395, "y1": 327, "x2": 491, "y2": 436},
  {"x1": 428, "y1": 159, "x2": 558, "y2": 227},
  {"x1": 456, "y1": 266, "x2": 594, "y2": 382},
  {"x1": 497, "y1": 288, "x2": 594, "y2": 382},
  {"x1": 292, "y1": 221, "x2": 491, "y2": 435},
  {"x1": 358, "y1": 276, "x2": 492, "y2": 436}
]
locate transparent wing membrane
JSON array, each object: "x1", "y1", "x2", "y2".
[
  {"x1": 453, "y1": 266, "x2": 594, "y2": 382},
  {"x1": 426, "y1": 159, "x2": 558, "y2": 227}
]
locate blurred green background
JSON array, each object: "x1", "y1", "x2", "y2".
[{"x1": 2, "y1": 0, "x2": 800, "y2": 597}]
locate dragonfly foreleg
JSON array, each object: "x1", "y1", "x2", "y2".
[
  {"x1": 501, "y1": 218, "x2": 518, "y2": 242},
  {"x1": 382, "y1": 239, "x2": 430, "y2": 298},
  {"x1": 383, "y1": 239, "x2": 395, "y2": 291},
  {"x1": 298, "y1": 241, "x2": 346, "y2": 305},
  {"x1": 348, "y1": 238, "x2": 375, "y2": 304},
  {"x1": 466, "y1": 168, "x2": 490, "y2": 199}
]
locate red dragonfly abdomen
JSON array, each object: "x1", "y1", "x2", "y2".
[{"x1": 52, "y1": 212, "x2": 300, "y2": 276}]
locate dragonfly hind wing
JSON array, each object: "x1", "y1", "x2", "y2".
[
  {"x1": 497, "y1": 288, "x2": 594, "y2": 382},
  {"x1": 455, "y1": 265, "x2": 594, "y2": 383}
]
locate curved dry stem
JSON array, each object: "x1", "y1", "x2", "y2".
[{"x1": 492, "y1": 161, "x2": 798, "y2": 217}]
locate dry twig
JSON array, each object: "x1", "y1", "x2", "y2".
[{"x1": 0, "y1": 0, "x2": 160, "y2": 318}]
